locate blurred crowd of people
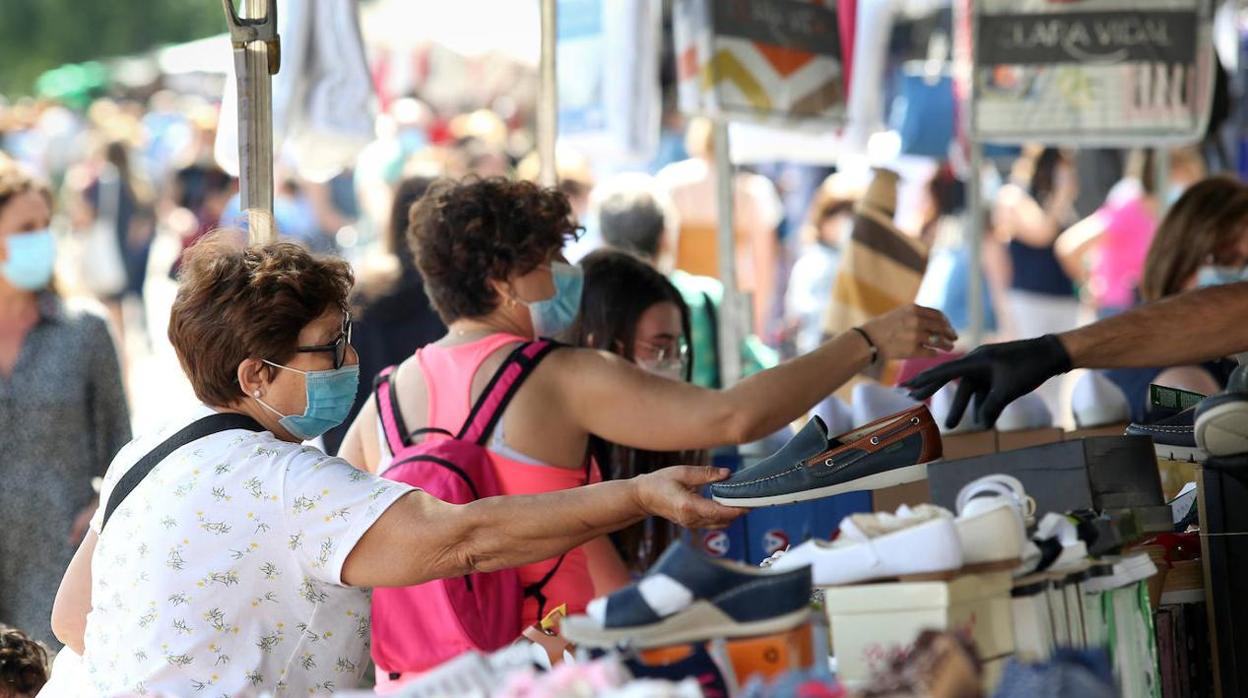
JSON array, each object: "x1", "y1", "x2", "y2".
[{"x1": 3, "y1": 82, "x2": 1247, "y2": 674}]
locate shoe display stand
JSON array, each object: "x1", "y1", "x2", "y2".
[{"x1": 1197, "y1": 457, "x2": 1248, "y2": 698}]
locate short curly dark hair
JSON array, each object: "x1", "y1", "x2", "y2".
[
  {"x1": 0, "y1": 625, "x2": 48, "y2": 697},
  {"x1": 408, "y1": 177, "x2": 576, "y2": 323},
  {"x1": 169, "y1": 234, "x2": 354, "y2": 406}
]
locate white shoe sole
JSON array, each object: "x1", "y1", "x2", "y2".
[
  {"x1": 957, "y1": 506, "x2": 1026, "y2": 567},
  {"x1": 1195, "y1": 400, "x2": 1248, "y2": 457},
  {"x1": 1153, "y1": 442, "x2": 1207, "y2": 463},
  {"x1": 560, "y1": 602, "x2": 812, "y2": 649},
  {"x1": 711, "y1": 461, "x2": 933, "y2": 508}
]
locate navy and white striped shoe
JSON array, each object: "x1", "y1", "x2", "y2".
[{"x1": 560, "y1": 541, "x2": 812, "y2": 649}]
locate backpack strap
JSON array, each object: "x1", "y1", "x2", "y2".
[
  {"x1": 374, "y1": 365, "x2": 411, "y2": 454},
  {"x1": 458, "y1": 340, "x2": 560, "y2": 445},
  {"x1": 523, "y1": 454, "x2": 594, "y2": 621},
  {"x1": 102, "y1": 413, "x2": 264, "y2": 531}
]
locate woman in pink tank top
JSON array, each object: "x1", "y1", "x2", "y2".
[{"x1": 339, "y1": 178, "x2": 956, "y2": 681}]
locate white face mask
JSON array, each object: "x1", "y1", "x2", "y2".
[{"x1": 637, "y1": 356, "x2": 686, "y2": 381}]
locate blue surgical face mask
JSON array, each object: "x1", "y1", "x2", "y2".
[
  {"x1": 1196, "y1": 265, "x2": 1248, "y2": 288},
  {"x1": 256, "y1": 361, "x2": 360, "y2": 441},
  {"x1": 2, "y1": 229, "x2": 56, "y2": 291},
  {"x1": 515, "y1": 261, "x2": 583, "y2": 338}
]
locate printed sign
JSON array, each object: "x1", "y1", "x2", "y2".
[
  {"x1": 674, "y1": 0, "x2": 845, "y2": 124},
  {"x1": 762, "y1": 529, "x2": 791, "y2": 556},
  {"x1": 970, "y1": 0, "x2": 1215, "y2": 146},
  {"x1": 703, "y1": 531, "x2": 731, "y2": 557}
]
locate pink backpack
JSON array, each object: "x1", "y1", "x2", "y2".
[{"x1": 371, "y1": 340, "x2": 566, "y2": 677}]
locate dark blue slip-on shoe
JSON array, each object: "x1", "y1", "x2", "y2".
[
  {"x1": 710, "y1": 405, "x2": 942, "y2": 507},
  {"x1": 1126, "y1": 406, "x2": 1205, "y2": 462},
  {"x1": 560, "y1": 541, "x2": 812, "y2": 649}
]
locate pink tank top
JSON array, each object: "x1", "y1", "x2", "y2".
[{"x1": 411, "y1": 333, "x2": 599, "y2": 625}]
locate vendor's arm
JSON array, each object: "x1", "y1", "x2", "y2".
[
  {"x1": 341, "y1": 466, "x2": 739, "y2": 589},
  {"x1": 51, "y1": 532, "x2": 96, "y2": 654},
  {"x1": 556, "y1": 303, "x2": 955, "y2": 452},
  {"x1": 906, "y1": 283, "x2": 1248, "y2": 427},
  {"x1": 1060, "y1": 282, "x2": 1248, "y2": 368}
]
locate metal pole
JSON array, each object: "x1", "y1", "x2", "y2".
[
  {"x1": 713, "y1": 119, "x2": 743, "y2": 386},
  {"x1": 224, "y1": 0, "x2": 279, "y2": 244},
  {"x1": 967, "y1": 142, "x2": 984, "y2": 347},
  {"x1": 538, "y1": 0, "x2": 558, "y2": 188}
]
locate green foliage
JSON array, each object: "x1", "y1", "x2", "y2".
[{"x1": 0, "y1": 0, "x2": 226, "y2": 97}]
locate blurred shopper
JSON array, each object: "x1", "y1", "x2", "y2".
[
  {"x1": 339, "y1": 178, "x2": 953, "y2": 663},
  {"x1": 0, "y1": 159, "x2": 130, "y2": 646},
  {"x1": 915, "y1": 165, "x2": 1003, "y2": 337},
  {"x1": 76, "y1": 140, "x2": 156, "y2": 334},
  {"x1": 517, "y1": 145, "x2": 598, "y2": 262},
  {"x1": 657, "y1": 117, "x2": 784, "y2": 339},
  {"x1": 1056, "y1": 148, "x2": 1205, "y2": 318},
  {"x1": 1100, "y1": 177, "x2": 1248, "y2": 420},
  {"x1": 321, "y1": 173, "x2": 446, "y2": 455},
  {"x1": 993, "y1": 147, "x2": 1080, "y2": 413},
  {"x1": 593, "y1": 172, "x2": 777, "y2": 388},
  {"x1": 785, "y1": 172, "x2": 863, "y2": 355},
  {"x1": 51, "y1": 238, "x2": 737, "y2": 696},
  {"x1": 573, "y1": 249, "x2": 703, "y2": 573}
]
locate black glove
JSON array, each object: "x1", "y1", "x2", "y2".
[{"x1": 904, "y1": 334, "x2": 1073, "y2": 428}]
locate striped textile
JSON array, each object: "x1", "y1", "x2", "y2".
[{"x1": 822, "y1": 176, "x2": 927, "y2": 384}]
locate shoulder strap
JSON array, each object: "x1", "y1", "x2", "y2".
[
  {"x1": 459, "y1": 340, "x2": 560, "y2": 445},
  {"x1": 101, "y1": 413, "x2": 264, "y2": 531},
  {"x1": 702, "y1": 292, "x2": 722, "y2": 388},
  {"x1": 374, "y1": 365, "x2": 411, "y2": 454}
]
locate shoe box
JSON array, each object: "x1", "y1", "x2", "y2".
[
  {"x1": 707, "y1": 446, "x2": 871, "y2": 565},
  {"x1": 637, "y1": 620, "x2": 816, "y2": 684},
  {"x1": 927, "y1": 436, "x2": 1169, "y2": 534},
  {"x1": 822, "y1": 571, "x2": 1014, "y2": 691}
]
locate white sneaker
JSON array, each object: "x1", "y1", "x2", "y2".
[
  {"x1": 770, "y1": 505, "x2": 963, "y2": 585},
  {"x1": 995, "y1": 392, "x2": 1053, "y2": 432},
  {"x1": 851, "y1": 383, "x2": 920, "y2": 428},
  {"x1": 930, "y1": 383, "x2": 986, "y2": 434},
  {"x1": 1027, "y1": 513, "x2": 1089, "y2": 575},
  {"x1": 1071, "y1": 371, "x2": 1131, "y2": 429},
  {"x1": 812, "y1": 395, "x2": 854, "y2": 437}
]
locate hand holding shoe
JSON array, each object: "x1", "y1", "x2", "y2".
[
  {"x1": 860, "y1": 304, "x2": 958, "y2": 361},
  {"x1": 905, "y1": 334, "x2": 1073, "y2": 428},
  {"x1": 634, "y1": 466, "x2": 745, "y2": 530}
]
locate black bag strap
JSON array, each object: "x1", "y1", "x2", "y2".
[
  {"x1": 523, "y1": 454, "x2": 593, "y2": 621},
  {"x1": 702, "y1": 291, "x2": 721, "y2": 388},
  {"x1": 101, "y1": 413, "x2": 265, "y2": 531}
]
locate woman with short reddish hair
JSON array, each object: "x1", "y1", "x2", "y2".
[{"x1": 50, "y1": 236, "x2": 740, "y2": 696}]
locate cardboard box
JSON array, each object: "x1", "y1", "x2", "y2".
[
  {"x1": 996, "y1": 427, "x2": 1064, "y2": 453},
  {"x1": 872, "y1": 479, "x2": 932, "y2": 512},
  {"x1": 1064, "y1": 423, "x2": 1129, "y2": 440},
  {"x1": 929, "y1": 436, "x2": 1165, "y2": 519},
  {"x1": 942, "y1": 429, "x2": 998, "y2": 459},
  {"x1": 823, "y1": 572, "x2": 1014, "y2": 688}
]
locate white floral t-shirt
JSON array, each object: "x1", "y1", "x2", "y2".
[{"x1": 80, "y1": 406, "x2": 413, "y2": 697}]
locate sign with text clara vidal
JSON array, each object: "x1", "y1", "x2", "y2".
[
  {"x1": 673, "y1": 0, "x2": 846, "y2": 125},
  {"x1": 970, "y1": 0, "x2": 1215, "y2": 146}
]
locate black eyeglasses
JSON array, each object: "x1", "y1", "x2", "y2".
[{"x1": 296, "y1": 312, "x2": 353, "y2": 369}]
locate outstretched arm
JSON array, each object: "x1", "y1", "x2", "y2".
[{"x1": 906, "y1": 283, "x2": 1248, "y2": 427}]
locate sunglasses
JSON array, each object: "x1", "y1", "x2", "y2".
[{"x1": 295, "y1": 312, "x2": 354, "y2": 369}]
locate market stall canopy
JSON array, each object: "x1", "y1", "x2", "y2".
[{"x1": 359, "y1": 0, "x2": 540, "y2": 65}]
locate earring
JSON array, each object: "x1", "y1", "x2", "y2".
[{"x1": 253, "y1": 390, "x2": 262, "y2": 398}]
